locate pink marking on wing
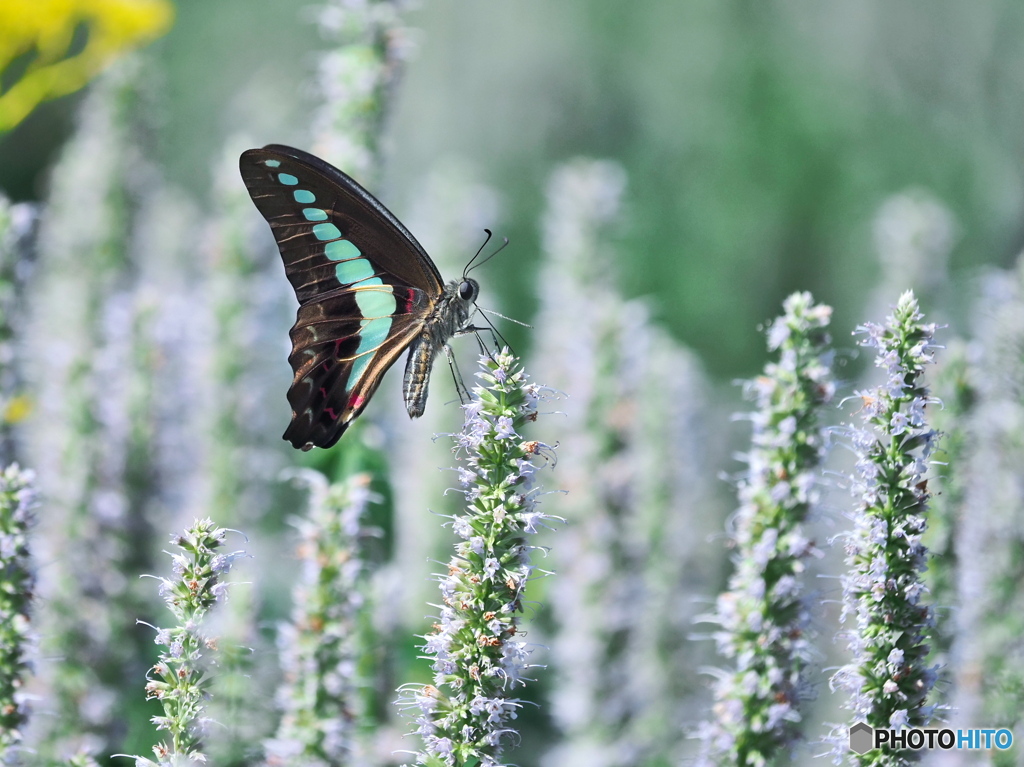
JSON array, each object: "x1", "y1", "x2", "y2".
[
  {"x1": 324, "y1": 407, "x2": 339, "y2": 421},
  {"x1": 349, "y1": 394, "x2": 366, "y2": 409}
]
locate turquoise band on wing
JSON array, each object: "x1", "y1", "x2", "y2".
[
  {"x1": 266, "y1": 158, "x2": 397, "y2": 392},
  {"x1": 347, "y1": 351, "x2": 373, "y2": 391},
  {"x1": 326, "y1": 240, "x2": 372, "y2": 286},
  {"x1": 335, "y1": 257, "x2": 374, "y2": 285},
  {"x1": 354, "y1": 282, "x2": 396, "y2": 317},
  {"x1": 346, "y1": 286, "x2": 398, "y2": 391},
  {"x1": 348, "y1": 317, "x2": 390, "y2": 390},
  {"x1": 303, "y1": 207, "x2": 329, "y2": 222},
  {"x1": 313, "y1": 223, "x2": 342, "y2": 241},
  {"x1": 358, "y1": 315, "x2": 391, "y2": 349},
  {"x1": 325, "y1": 239, "x2": 360, "y2": 261}
]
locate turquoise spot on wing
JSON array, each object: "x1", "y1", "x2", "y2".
[
  {"x1": 264, "y1": 159, "x2": 281, "y2": 167},
  {"x1": 355, "y1": 285, "x2": 396, "y2": 318},
  {"x1": 347, "y1": 352, "x2": 372, "y2": 390},
  {"x1": 325, "y1": 239, "x2": 360, "y2": 261},
  {"x1": 346, "y1": 316, "x2": 393, "y2": 391},
  {"x1": 335, "y1": 257, "x2": 375, "y2": 285},
  {"x1": 312, "y1": 223, "x2": 342, "y2": 241},
  {"x1": 303, "y1": 208, "x2": 328, "y2": 221},
  {"x1": 344, "y1": 285, "x2": 398, "y2": 392},
  {"x1": 293, "y1": 189, "x2": 315, "y2": 203},
  {"x1": 360, "y1": 316, "x2": 391, "y2": 348},
  {"x1": 278, "y1": 173, "x2": 299, "y2": 185}
]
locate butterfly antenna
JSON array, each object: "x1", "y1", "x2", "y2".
[
  {"x1": 462, "y1": 229, "x2": 494, "y2": 278},
  {"x1": 479, "y1": 306, "x2": 532, "y2": 329},
  {"x1": 465, "y1": 234, "x2": 510, "y2": 276}
]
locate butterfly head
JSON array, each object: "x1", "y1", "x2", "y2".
[
  {"x1": 458, "y1": 278, "x2": 480, "y2": 303},
  {"x1": 441, "y1": 276, "x2": 480, "y2": 334}
]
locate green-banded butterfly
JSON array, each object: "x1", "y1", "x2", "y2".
[{"x1": 239, "y1": 144, "x2": 480, "y2": 451}]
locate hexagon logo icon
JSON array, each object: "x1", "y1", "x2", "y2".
[{"x1": 849, "y1": 722, "x2": 874, "y2": 754}]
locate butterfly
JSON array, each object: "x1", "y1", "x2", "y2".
[{"x1": 239, "y1": 144, "x2": 481, "y2": 451}]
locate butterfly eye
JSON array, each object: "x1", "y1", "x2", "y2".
[{"x1": 459, "y1": 280, "x2": 477, "y2": 301}]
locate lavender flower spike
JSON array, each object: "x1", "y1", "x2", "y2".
[
  {"x1": 265, "y1": 471, "x2": 378, "y2": 767},
  {"x1": 829, "y1": 291, "x2": 941, "y2": 765},
  {"x1": 128, "y1": 518, "x2": 245, "y2": 767},
  {"x1": 0, "y1": 464, "x2": 37, "y2": 762},
  {"x1": 699, "y1": 292, "x2": 834, "y2": 766},
  {"x1": 398, "y1": 349, "x2": 555, "y2": 767}
]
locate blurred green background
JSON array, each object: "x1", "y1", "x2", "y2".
[{"x1": 5, "y1": 0, "x2": 1023, "y2": 377}]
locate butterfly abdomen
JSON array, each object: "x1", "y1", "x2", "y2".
[{"x1": 403, "y1": 334, "x2": 435, "y2": 418}]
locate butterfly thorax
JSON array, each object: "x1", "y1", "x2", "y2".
[{"x1": 402, "y1": 277, "x2": 479, "y2": 418}]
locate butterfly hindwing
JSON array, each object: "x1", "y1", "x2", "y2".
[
  {"x1": 283, "y1": 287, "x2": 427, "y2": 449},
  {"x1": 239, "y1": 145, "x2": 442, "y2": 449}
]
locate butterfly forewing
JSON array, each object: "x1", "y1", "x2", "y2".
[{"x1": 239, "y1": 145, "x2": 442, "y2": 449}]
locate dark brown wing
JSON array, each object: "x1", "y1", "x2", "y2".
[{"x1": 239, "y1": 145, "x2": 444, "y2": 449}]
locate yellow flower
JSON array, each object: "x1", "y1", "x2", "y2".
[
  {"x1": 0, "y1": 0, "x2": 174, "y2": 131},
  {"x1": 2, "y1": 394, "x2": 32, "y2": 424}
]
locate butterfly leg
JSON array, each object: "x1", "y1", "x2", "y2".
[
  {"x1": 463, "y1": 313, "x2": 515, "y2": 356},
  {"x1": 442, "y1": 343, "x2": 472, "y2": 405},
  {"x1": 456, "y1": 324, "x2": 504, "y2": 354},
  {"x1": 472, "y1": 330, "x2": 491, "y2": 357}
]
